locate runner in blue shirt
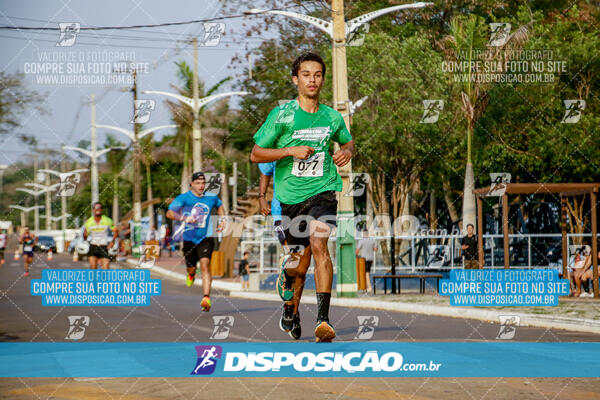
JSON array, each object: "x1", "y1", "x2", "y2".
[{"x1": 167, "y1": 172, "x2": 225, "y2": 312}]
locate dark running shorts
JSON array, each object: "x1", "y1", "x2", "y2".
[
  {"x1": 183, "y1": 239, "x2": 215, "y2": 269},
  {"x1": 89, "y1": 244, "x2": 109, "y2": 259},
  {"x1": 365, "y1": 260, "x2": 373, "y2": 273},
  {"x1": 280, "y1": 190, "x2": 338, "y2": 249}
]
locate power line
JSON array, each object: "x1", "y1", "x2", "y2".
[
  {"x1": 0, "y1": 2, "x2": 324, "y2": 31},
  {"x1": 0, "y1": 11, "x2": 250, "y2": 30},
  {"x1": 0, "y1": 33, "x2": 254, "y2": 50}
]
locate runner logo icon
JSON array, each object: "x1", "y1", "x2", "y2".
[
  {"x1": 488, "y1": 23, "x2": 511, "y2": 47},
  {"x1": 344, "y1": 173, "x2": 370, "y2": 197},
  {"x1": 561, "y1": 99, "x2": 585, "y2": 124},
  {"x1": 420, "y1": 100, "x2": 444, "y2": 123},
  {"x1": 56, "y1": 22, "x2": 80, "y2": 47},
  {"x1": 210, "y1": 316, "x2": 234, "y2": 339},
  {"x1": 191, "y1": 345, "x2": 222, "y2": 375},
  {"x1": 65, "y1": 315, "x2": 90, "y2": 340},
  {"x1": 354, "y1": 316, "x2": 379, "y2": 340},
  {"x1": 496, "y1": 315, "x2": 520, "y2": 340}
]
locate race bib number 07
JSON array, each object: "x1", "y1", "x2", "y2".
[{"x1": 292, "y1": 152, "x2": 324, "y2": 177}]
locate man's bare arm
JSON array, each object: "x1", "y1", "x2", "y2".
[
  {"x1": 259, "y1": 174, "x2": 271, "y2": 216},
  {"x1": 250, "y1": 144, "x2": 314, "y2": 163},
  {"x1": 332, "y1": 140, "x2": 354, "y2": 167}
]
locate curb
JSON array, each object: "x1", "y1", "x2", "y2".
[
  {"x1": 130, "y1": 259, "x2": 600, "y2": 335},
  {"x1": 126, "y1": 259, "x2": 241, "y2": 292}
]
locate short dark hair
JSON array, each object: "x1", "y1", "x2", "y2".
[
  {"x1": 466, "y1": 223, "x2": 474, "y2": 229},
  {"x1": 291, "y1": 52, "x2": 326, "y2": 77},
  {"x1": 243, "y1": 251, "x2": 249, "y2": 256}
]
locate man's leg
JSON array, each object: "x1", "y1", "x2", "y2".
[
  {"x1": 310, "y1": 220, "x2": 336, "y2": 342},
  {"x1": 199, "y1": 257, "x2": 211, "y2": 297},
  {"x1": 100, "y1": 256, "x2": 110, "y2": 269},
  {"x1": 199, "y1": 256, "x2": 212, "y2": 311},
  {"x1": 290, "y1": 245, "x2": 312, "y2": 314},
  {"x1": 310, "y1": 221, "x2": 333, "y2": 293},
  {"x1": 198, "y1": 239, "x2": 215, "y2": 311},
  {"x1": 182, "y1": 242, "x2": 199, "y2": 287},
  {"x1": 89, "y1": 256, "x2": 98, "y2": 270},
  {"x1": 24, "y1": 256, "x2": 31, "y2": 274}
]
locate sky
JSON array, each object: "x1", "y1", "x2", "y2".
[{"x1": 0, "y1": 0, "x2": 278, "y2": 166}]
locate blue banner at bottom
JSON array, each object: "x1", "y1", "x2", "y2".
[{"x1": 0, "y1": 342, "x2": 598, "y2": 377}]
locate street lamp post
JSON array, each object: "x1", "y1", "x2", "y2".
[
  {"x1": 38, "y1": 168, "x2": 87, "y2": 246},
  {"x1": 245, "y1": 1, "x2": 432, "y2": 297},
  {"x1": 62, "y1": 146, "x2": 125, "y2": 208},
  {"x1": 95, "y1": 123, "x2": 176, "y2": 255},
  {"x1": 15, "y1": 187, "x2": 54, "y2": 233},
  {"x1": 9, "y1": 205, "x2": 43, "y2": 230},
  {"x1": 23, "y1": 182, "x2": 60, "y2": 231},
  {"x1": 142, "y1": 89, "x2": 249, "y2": 172}
]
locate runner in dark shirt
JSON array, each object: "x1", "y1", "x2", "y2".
[
  {"x1": 461, "y1": 224, "x2": 479, "y2": 269},
  {"x1": 239, "y1": 251, "x2": 250, "y2": 290}
]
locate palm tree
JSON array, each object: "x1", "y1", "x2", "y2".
[{"x1": 441, "y1": 15, "x2": 530, "y2": 231}]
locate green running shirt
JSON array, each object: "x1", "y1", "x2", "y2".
[{"x1": 253, "y1": 100, "x2": 352, "y2": 205}]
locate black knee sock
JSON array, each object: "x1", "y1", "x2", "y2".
[{"x1": 316, "y1": 292, "x2": 331, "y2": 323}]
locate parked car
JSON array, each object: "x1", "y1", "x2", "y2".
[
  {"x1": 68, "y1": 228, "x2": 90, "y2": 260},
  {"x1": 35, "y1": 236, "x2": 57, "y2": 253}
]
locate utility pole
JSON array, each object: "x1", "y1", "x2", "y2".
[
  {"x1": 60, "y1": 148, "x2": 68, "y2": 233},
  {"x1": 232, "y1": 162, "x2": 238, "y2": 210},
  {"x1": 332, "y1": 0, "x2": 356, "y2": 297},
  {"x1": 0, "y1": 165, "x2": 7, "y2": 192},
  {"x1": 90, "y1": 95, "x2": 99, "y2": 205},
  {"x1": 43, "y1": 147, "x2": 52, "y2": 230},
  {"x1": 221, "y1": 158, "x2": 229, "y2": 213},
  {"x1": 192, "y1": 37, "x2": 202, "y2": 171},
  {"x1": 132, "y1": 69, "x2": 142, "y2": 256},
  {"x1": 33, "y1": 155, "x2": 39, "y2": 232}
]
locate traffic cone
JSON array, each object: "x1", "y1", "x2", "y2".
[
  {"x1": 47, "y1": 249, "x2": 53, "y2": 261},
  {"x1": 14, "y1": 250, "x2": 20, "y2": 260}
]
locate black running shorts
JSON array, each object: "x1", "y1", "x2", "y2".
[
  {"x1": 89, "y1": 244, "x2": 109, "y2": 259},
  {"x1": 280, "y1": 190, "x2": 338, "y2": 249},
  {"x1": 183, "y1": 239, "x2": 215, "y2": 269}
]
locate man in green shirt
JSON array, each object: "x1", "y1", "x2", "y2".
[{"x1": 251, "y1": 52, "x2": 354, "y2": 342}]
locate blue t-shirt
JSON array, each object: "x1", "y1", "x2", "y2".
[
  {"x1": 168, "y1": 191, "x2": 222, "y2": 244},
  {"x1": 258, "y1": 161, "x2": 282, "y2": 222}
]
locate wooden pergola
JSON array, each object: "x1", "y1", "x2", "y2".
[{"x1": 473, "y1": 183, "x2": 600, "y2": 298}]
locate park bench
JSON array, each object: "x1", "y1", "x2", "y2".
[{"x1": 371, "y1": 273, "x2": 443, "y2": 295}]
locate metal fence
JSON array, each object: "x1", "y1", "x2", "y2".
[{"x1": 239, "y1": 231, "x2": 599, "y2": 274}]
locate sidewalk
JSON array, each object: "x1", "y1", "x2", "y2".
[{"x1": 128, "y1": 257, "x2": 600, "y2": 335}]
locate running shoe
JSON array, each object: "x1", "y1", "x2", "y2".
[
  {"x1": 186, "y1": 274, "x2": 195, "y2": 287},
  {"x1": 24, "y1": 271, "x2": 30, "y2": 277},
  {"x1": 289, "y1": 313, "x2": 301, "y2": 340},
  {"x1": 201, "y1": 296, "x2": 211, "y2": 312},
  {"x1": 315, "y1": 319, "x2": 336, "y2": 342},
  {"x1": 279, "y1": 303, "x2": 294, "y2": 332},
  {"x1": 276, "y1": 255, "x2": 294, "y2": 301}
]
